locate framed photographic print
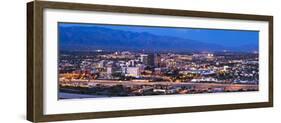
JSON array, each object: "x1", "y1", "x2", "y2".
[{"x1": 27, "y1": 1, "x2": 273, "y2": 122}]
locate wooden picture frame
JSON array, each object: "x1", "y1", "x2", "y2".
[{"x1": 27, "y1": 1, "x2": 273, "y2": 122}]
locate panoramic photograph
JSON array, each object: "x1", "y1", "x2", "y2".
[{"x1": 58, "y1": 23, "x2": 259, "y2": 99}]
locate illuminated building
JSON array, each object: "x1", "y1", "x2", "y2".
[{"x1": 125, "y1": 67, "x2": 140, "y2": 77}]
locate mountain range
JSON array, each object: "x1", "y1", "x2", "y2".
[{"x1": 59, "y1": 25, "x2": 258, "y2": 52}]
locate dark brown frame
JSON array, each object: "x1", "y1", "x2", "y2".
[{"x1": 27, "y1": 1, "x2": 273, "y2": 122}]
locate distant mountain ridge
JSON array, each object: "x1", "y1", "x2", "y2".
[{"x1": 59, "y1": 25, "x2": 258, "y2": 52}]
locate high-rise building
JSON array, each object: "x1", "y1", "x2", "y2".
[
  {"x1": 147, "y1": 54, "x2": 155, "y2": 66},
  {"x1": 154, "y1": 53, "x2": 161, "y2": 67},
  {"x1": 140, "y1": 54, "x2": 158, "y2": 67},
  {"x1": 140, "y1": 54, "x2": 148, "y2": 65}
]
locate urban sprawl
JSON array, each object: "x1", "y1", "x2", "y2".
[{"x1": 59, "y1": 50, "x2": 259, "y2": 99}]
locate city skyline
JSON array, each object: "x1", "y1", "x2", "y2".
[{"x1": 58, "y1": 22, "x2": 259, "y2": 99}]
